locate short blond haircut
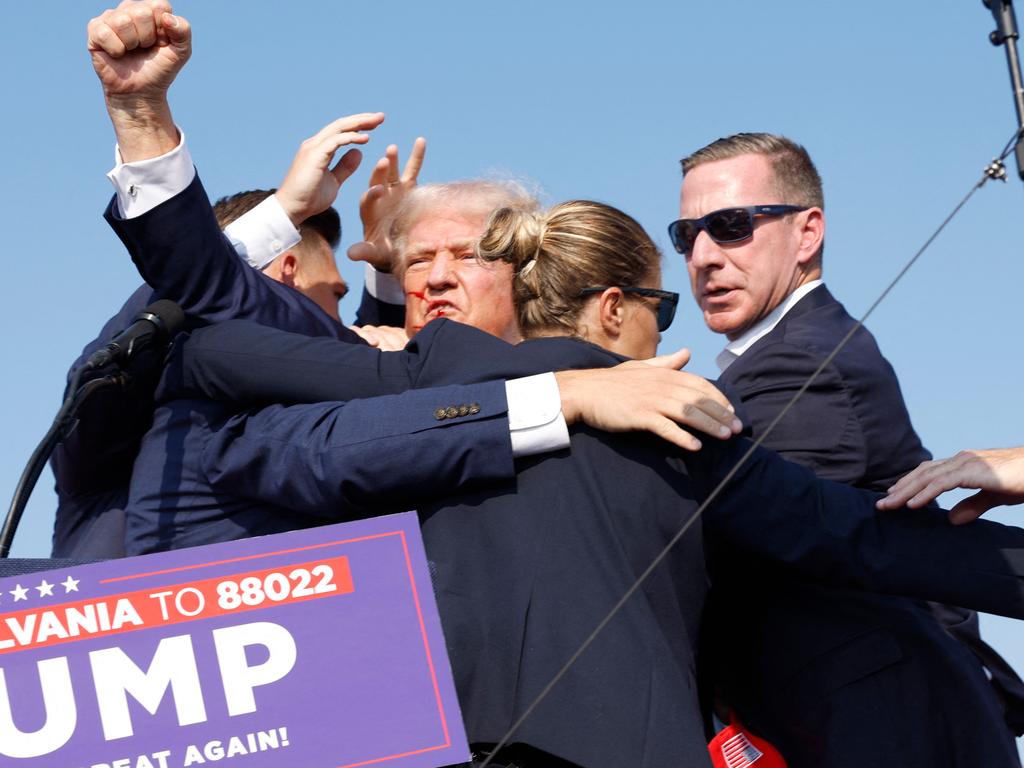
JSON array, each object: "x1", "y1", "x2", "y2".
[{"x1": 681, "y1": 132, "x2": 824, "y2": 209}]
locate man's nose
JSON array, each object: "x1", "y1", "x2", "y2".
[
  {"x1": 426, "y1": 251, "x2": 457, "y2": 288},
  {"x1": 687, "y1": 230, "x2": 725, "y2": 270}
]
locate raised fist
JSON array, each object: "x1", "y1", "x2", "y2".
[{"x1": 87, "y1": 0, "x2": 191, "y2": 100}]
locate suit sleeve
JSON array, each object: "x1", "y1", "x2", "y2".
[
  {"x1": 159, "y1": 319, "x2": 623, "y2": 406},
  {"x1": 104, "y1": 174, "x2": 355, "y2": 340},
  {"x1": 687, "y1": 438, "x2": 1024, "y2": 620},
  {"x1": 55, "y1": 177, "x2": 356, "y2": 500},
  {"x1": 160, "y1": 319, "x2": 416, "y2": 405},
  {"x1": 201, "y1": 380, "x2": 515, "y2": 517}
]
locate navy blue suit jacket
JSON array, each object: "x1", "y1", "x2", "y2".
[
  {"x1": 51, "y1": 175, "x2": 363, "y2": 558},
  {"x1": 78, "y1": 177, "x2": 531, "y2": 556},
  {"x1": 164, "y1": 317, "x2": 1024, "y2": 767},
  {"x1": 127, "y1": 375, "x2": 517, "y2": 553},
  {"x1": 710, "y1": 284, "x2": 1022, "y2": 766}
]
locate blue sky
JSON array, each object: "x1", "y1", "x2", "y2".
[{"x1": 1, "y1": 0, "x2": 1021, "y2": 751}]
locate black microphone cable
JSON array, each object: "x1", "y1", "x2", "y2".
[{"x1": 0, "y1": 300, "x2": 185, "y2": 558}]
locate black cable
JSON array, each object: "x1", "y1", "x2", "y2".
[
  {"x1": 0, "y1": 370, "x2": 123, "y2": 558},
  {"x1": 478, "y1": 131, "x2": 1019, "y2": 766}
]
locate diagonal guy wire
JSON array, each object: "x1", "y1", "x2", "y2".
[{"x1": 478, "y1": 132, "x2": 1019, "y2": 767}]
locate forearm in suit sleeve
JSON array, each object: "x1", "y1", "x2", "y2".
[
  {"x1": 160, "y1": 319, "x2": 415, "y2": 405},
  {"x1": 57, "y1": 177, "x2": 354, "y2": 500},
  {"x1": 687, "y1": 438, "x2": 1024, "y2": 619},
  {"x1": 201, "y1": 380, "x2": 514, "y2": 517},
  {"x1": 159, "y1": 319, "x2": 624, "y2": 406},
  {"x1": 104, "y1": 174, "x2": 356, "y2": 340}
]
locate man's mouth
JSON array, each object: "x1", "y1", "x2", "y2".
[
  {"x1": 702, "y1": 285, "x2": 736, "y2": 302},
  {"x1": 425, "y1": 301, "x2": 456, "y2": 320}
]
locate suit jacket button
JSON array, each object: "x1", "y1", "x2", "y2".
[
  {"x1": 445, "y1": 406, "x2": 459, "y2": 419},
  {"x1": 469, "y1": 403, "x2": 481, "y2": 415},
  {"x1": 434, "y1": 407, "x2": 447, "y2": 420},
  {"x1": 458, "y1": 404, "x2": 471, "y2": 417}
]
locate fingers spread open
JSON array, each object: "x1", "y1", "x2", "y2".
[
  {"x1": 312, "y1": 113, "x2": 385, "y2": 145},
  {"x1": 330, "y1": 148, "x2": 363, "y2": 185},
  {"x1": 385, "y1": 144, "x2": 400, "y2": 184},
  {"x1": 367, "y1": 155, "x2": 391, "y2": 190},
  {"x1": 401, "y1": 137, "x2": 427, "y2": 182}
]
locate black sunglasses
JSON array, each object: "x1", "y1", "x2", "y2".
[
  {"x1": 667, "y1": 204, "x2": 808, "y2": 256},
  {"x1": 578, "y1": 286, "x2": 679, "y2": 332}
]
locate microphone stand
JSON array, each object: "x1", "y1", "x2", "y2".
[
  {"x1": 985, "y1": 0, "x2": 1024, "y2": 182},
  {"x1": 0, "y1": 368, "x2": 128, "y2": 558},
  {"x1": 1, "y1": 300, "x2": 183, "y2": 558}
]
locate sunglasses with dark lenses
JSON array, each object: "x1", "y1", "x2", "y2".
[
  {"x1": 667, "y1": 204, "x2": 808, "y2": 256},
  {"x1": 578, "y1": 286, "x2": 679, "y2": 332}
]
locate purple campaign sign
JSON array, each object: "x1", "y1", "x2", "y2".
[{"x1": 0, "y1": 512, "x2": 470, "y2": 768}]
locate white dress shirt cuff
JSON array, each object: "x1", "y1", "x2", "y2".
[
  {"x1": 106, "y1": 128, "x2": 195, "y2": 218},
  {"x1": 364, "y1": 263, "x2": 406, "y2": 305},
  {"x1": 506, "y1": 373, "x2": 570, "y2": 457},
  {"x1": 224, "y1": 195, "x2": 302, "y2": 269}
]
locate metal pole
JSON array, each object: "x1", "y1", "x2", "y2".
[{"x1": 985, "y1": 0, "x2": 1024, "y2": 180}]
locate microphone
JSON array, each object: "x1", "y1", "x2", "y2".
[{"x1": 85, "y1": 299, "x2": 186, "y2": 371}]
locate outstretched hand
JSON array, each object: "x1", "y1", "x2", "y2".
[
  {"x1": 274, "y1": 113, "x2": 387, "y2": 226},
  {"x1": 347, "y1": 137, "x2": 427, "y2": 273},
  {"x1": 877, "y1": 446, "x2": 1024, "y2": 524},
  {"x1": 554, "y1": 348, "x2": 742, "y2": 452}
]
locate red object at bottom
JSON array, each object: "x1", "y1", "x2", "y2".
[{"x1": 708, "y1": 717, "x2": 788, "y2": 768}]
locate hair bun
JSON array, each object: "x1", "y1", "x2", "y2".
[{"x1": 477, "y1": 206, "x2": 547, "y2": 273}]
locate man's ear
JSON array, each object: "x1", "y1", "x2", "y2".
[
  {"x1": 598, "y1": 287, "x2": 626, "y2": 341},
  {"x1": 277, "y1": 252, "x2": 299, "y2": 287},
  {"x1": 795, "y1": 207, "x2": 825, "y2": 267}
]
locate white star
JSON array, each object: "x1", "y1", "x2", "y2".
[
  {"x1": 61, "y1": 575, "x2": 80, "y2": 593},
  {"x1": 36, "y1": 580, "x2": 54, "y2": 597},
  {"x1": 10, "y1": 584, "x2": 28, "y2": 602}
]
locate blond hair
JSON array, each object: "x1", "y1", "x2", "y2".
[
  {"x1": 476, "y1": 200, "x2": 661, "y2": 338},
  {"x1": 389, "y1": 180, "x2": 539, "y2": 276}
]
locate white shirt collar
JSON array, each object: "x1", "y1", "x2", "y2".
[{"x1": 716, "y1": 280, "x2": 824, "y2": 373}]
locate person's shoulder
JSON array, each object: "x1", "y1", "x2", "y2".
[
  {"x1": 521, "y1": 336, "x2": 625, "y2": 367},
  {"x1": 776, "y1": 286, "x2": 888, "y2": 365},
  {"x1": 413, "y1": 318, "x2": 516, "y2": 355}
]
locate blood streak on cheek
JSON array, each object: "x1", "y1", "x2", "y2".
[
  {"x1": 407, "y1": 289, "x2": 441, "y2": 321},
  {"x1": 407, "y1": 289, "x2": 429, "y2": 320}
]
